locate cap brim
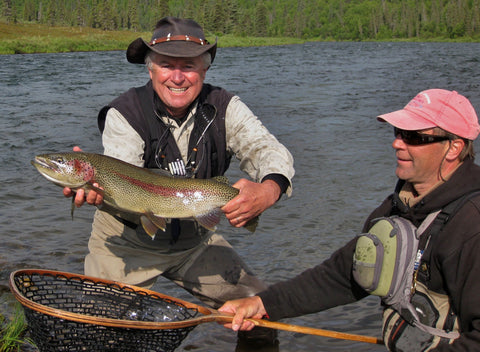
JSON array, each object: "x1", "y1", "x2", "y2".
[
  {"x1": 377, "y1": 109, "x2": 437, "y2": 131},
  {"x1": 126, "y1": 37, "x2": 217, "y2": 64}
]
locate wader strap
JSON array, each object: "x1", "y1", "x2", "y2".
[
  {"x1": 416, "y1": 211, "x2": 440, "y2": 233},
  {"x1": 415, "y1": 320, "x2": 460, "y2": 339},
  {"x1": 418, "y1": 190, "x2": 480, "y2": 251},
  {"x1": 426, "y1": 191, "x2": 480, "y2": 238}
]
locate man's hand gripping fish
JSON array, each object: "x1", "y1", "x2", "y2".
[{"x1": 31, "y1": 152, "x2": 257, "y2": 238}]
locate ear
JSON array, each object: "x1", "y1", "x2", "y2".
[{"x1": 445, "y1": 139, "x2": 465, "y2": 161}]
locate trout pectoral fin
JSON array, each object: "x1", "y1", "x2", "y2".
[
  {"x1": 140, "y1": 213, "x2": 167, "y2": 239},
  {"x1": 195, "y1": 208, "x2": 222, "y2": 231},
  {"x1": 244, "y1": 216, "x2": 259, "y2": 233},
  {"x1": 86, "y1": 182, "x2": 105, "y2": 196}
]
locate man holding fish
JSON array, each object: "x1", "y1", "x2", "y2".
[{"x1": 62, "y1": 16, "x2": 294, "y2": 346}]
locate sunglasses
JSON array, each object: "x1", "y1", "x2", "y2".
[{"x1": 394, "y1": 128, "x2": 451, "y2": 145}]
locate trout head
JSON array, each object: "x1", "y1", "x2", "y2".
[{"x1": 32, "y1": 153, "x2": 95, "y2": 189}]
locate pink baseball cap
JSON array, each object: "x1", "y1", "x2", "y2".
[{"x1": 378, "y1": 89, "x2": 480, "y2": 140}]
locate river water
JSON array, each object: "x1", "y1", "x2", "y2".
[{"x1": 1, "y1": 42, "x2": 479, "y2": 351}]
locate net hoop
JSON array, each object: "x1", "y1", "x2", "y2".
[{"x1": 9, "y1": 268, "x2": 214, "y2": 330}]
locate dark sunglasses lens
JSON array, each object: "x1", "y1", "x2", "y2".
[
  {"x1": 394, "y1": 128, "x2": 448, "y2": 145},
  {"x1": 394, "y1": 128, "x2": 419, "y2": 145}
]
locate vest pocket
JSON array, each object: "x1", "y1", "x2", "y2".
[{"x1": 353, "y1": 233, "x2": 384, "y2": 293}]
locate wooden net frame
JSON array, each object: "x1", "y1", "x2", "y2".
[{"x1": 9, "y1": 269, "x2": 212, "y2": 352}]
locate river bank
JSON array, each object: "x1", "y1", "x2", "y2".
[
  {"x1": 0, "y1": 22, "x2": 306, "y2": 55},
  {"x1": 2, "y1": 22, "x2": 479, "y2": 55}
]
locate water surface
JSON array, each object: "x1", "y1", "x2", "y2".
[{"x1": 1, "y1": 42, "x2": 479, "y2": 351}]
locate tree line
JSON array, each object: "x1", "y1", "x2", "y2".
[{"x1": 2, "y1": 0, "x2": 479, "y2": 40}]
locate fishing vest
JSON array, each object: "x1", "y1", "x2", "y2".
[
  {"x1": 98, "y1": 80, "x2": 234, "y2": 179},
  {"x1": 354, "y1": 191, "x2": 480, "y2": 351}
]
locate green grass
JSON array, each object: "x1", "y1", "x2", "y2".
[
  {"x1": 0, "y1": 303, "x2": 36, "y2": 352},
  {"x1": 0, "y1": 22, "x2": 305, "y2": 55},
  {"x1": 1, "y1": 21, "x2": 477, "y2": 55},
  {"x1": 0, "y1": 22, "x2": 148, "y2": 54}
]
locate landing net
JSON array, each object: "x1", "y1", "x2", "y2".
[{"x1": 9, "y1": 269, "x2": 205, "y2": 352}]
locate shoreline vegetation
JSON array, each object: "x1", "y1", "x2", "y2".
[
  {"x1": 0, "y1": 303, "x2": 34, "y2": 351},
  {"x1": 1, "y1": 22, "x2": 479, "y2": 56},
  {"x1": 0, "y1": 22, "x2": 306, "y2": 55}
]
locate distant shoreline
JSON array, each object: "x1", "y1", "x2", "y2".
[
  {"x1": 0, "y1": 22, "x2": 305, "y2": 55},
  {"x1": 1, "y1": 22, "x2": 478, "y2": 55}
]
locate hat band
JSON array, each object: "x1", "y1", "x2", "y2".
[{"x1": 149, "y1": 34, "x2": 209, "y2": 46}]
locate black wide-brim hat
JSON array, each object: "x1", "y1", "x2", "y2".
[{"x1": 127, "y1": 17, "x2": 217, "y2": 64}]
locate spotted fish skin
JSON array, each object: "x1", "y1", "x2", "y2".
[{"x1": 31, "y1": 152, "x2": 257, "y2": 236}]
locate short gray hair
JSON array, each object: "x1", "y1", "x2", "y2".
[
  {"x1": 145, "y1": 51, "x2": 212, "y2": 70},
  {"x1": 434, "y1": 127, "x2": 475, "y2": 161}
]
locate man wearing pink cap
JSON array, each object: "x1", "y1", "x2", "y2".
[{"x1": 219, "y1": 89, "x2": 480, "y2": 350}]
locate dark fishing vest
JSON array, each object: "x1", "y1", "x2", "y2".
[{"x1": 98, "y1": 81, "x2": 233, "y2": 179}]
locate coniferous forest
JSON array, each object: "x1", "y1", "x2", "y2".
[{"x1": 1, "y1": 0, "x2": 480, "y2": 41}]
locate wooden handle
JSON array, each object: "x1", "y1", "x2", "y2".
[
  {"x1": 210, "y1": 311, "x2": 383, "y2": 345},
  {"x1": 247, "y1": 317, "x2": 383, "y2": 345}
]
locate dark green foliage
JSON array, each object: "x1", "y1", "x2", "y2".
[{"x1": 1, "y1": 0, "x2": 479, "y2": 39}]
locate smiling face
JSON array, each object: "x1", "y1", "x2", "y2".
[{"x1": 148, "y1": 53, "x2": 208, "y2": 118}]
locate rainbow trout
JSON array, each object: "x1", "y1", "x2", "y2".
[{"x1": 31, "y1": 152, "x2": 257, "y2": 237}]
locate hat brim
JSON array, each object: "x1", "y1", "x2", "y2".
[
  {"x1": 377, "y1": 109, "x2": 437, "y2": 131},
  {"x1": 126, "y1": 37, "x2": 217, "y2": 64}
]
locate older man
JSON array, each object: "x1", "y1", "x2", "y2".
[
  {"x1": 64, "y1": 17, "x2": 294, "y2": 346},
  {"x1": 220, "y1": 89, "x2": 480, "y2": 351}
]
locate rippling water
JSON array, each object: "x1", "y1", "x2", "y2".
[{"x1": 1, "y1": 42, "x2": 480, "y2": 351}]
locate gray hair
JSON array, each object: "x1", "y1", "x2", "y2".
[
  {"x1": 434, "y1": 127, "x2": 475, "y2": 161},
  {"x1": 145, "y1": 51, "x2": 212, "y2": 71},
  {"x1": 434, "y1": 127, "x2": 474, "y2": 182}
]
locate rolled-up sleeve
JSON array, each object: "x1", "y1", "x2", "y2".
[{"x1": 225, "y1": 96, "x2": 294, "y2": 196}]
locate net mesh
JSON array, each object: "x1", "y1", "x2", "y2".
[{"x1": 12, "y1": 271, "x2": 201, "y2": 352}]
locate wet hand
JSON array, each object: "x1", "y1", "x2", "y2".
[
  {"x1": 222, "y1": 179, "x2": 280, "y2": 228},
  {"x1": 218, "y1": 296, "x2": 267, "y2": 331},
  {"x1": 63, "y1": 185, "x2": 103, "y2": 207},
  {"x1": 62, "y1": 146, "x2": 104, "y2": 207}
]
